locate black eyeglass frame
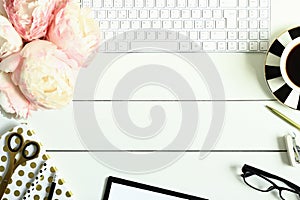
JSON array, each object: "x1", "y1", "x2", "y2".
[{"x1": 241, "y1": 164, "x2": 300, "y2": 200}]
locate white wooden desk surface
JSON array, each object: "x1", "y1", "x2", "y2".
[{"x1": 2, "y1": 1, "x2": 300, "y2": 199}]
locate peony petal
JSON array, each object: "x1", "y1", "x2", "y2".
[
  {"x1": 0, "y1": 71, "x2": 31, "y2": 118},
  {"x1": 0, "y1": 53, "x2": 22, "y2": 72}
]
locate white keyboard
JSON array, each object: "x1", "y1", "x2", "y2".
[{"x1": 80, "y1": 0, "x2": 271, "y2": 53}]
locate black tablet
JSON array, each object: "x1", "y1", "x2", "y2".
[{"x1": 102, "y1": 176, "x2": 208, "y2": 200}]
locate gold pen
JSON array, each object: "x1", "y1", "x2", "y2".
[{"x1": 265, "y1": 105, "x2": 300, "y2": 130}]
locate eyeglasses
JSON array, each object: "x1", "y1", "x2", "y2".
[{"x1": 241, "y1": 164, "x2": 300, "y2": 200}]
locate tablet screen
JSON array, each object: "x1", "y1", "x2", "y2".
[{"x1": 102, "y1": 177, "x2": 208, "y2": 200}]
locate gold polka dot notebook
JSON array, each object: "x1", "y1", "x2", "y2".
[{"x1": 0, "y1": 124, "x2": 73, "y2": 200}]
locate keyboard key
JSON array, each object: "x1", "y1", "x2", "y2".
[
  {"x1": 108, "y1": 42, "x2": 117, "y2": 51},
  {"x1": 218, "y1": 42, "x2": 226, "y2": 51},
  {"x1": 180, "y1": 42, "x2": 190, "y2": 51},
  {"x1": 260, "y1": 0, "x2": 269, "y2": 7},
  {"x1": 182, "y1": 10, "x2": 191, "y2": 18},
  {"x1": 209, "y1": 0, "x2": 219, "y2": 7},
  {"x1": 158, "y1": 31, "x2": 167, "y2": 40},
  {"x1": 128, "y1": 10, "x2": 137, "y2": 18},
  {"x1": 192, "y1": 10, "x2": 202, "y2": 18},
  {"x1": 228, "y1": 42, "x2": 237, "y2": 51},
  {"x1": 249, "y1": 10, "x2": 258, "y2": 18},
  {"x1": 98, "y1": 10, "x2": 106, "y2": 19},
  {"x1": 224, "y1": 10, "x2": 237, "y2": 28},
  {"x1": 238, "y1": 42, "x2": 247, "y2": 51},
  {"x1": 192, "y1": 42, "x2": 202, "y2": 51},
  {"x1": 238, "y1": 31, "x2": 247, "y2": 39},
  {"x1": 198, "y1": 0, "x2": 207, "y2": 7},
  {"x1": 188, "y1": 0, "x2": 198, "y2": 7},
  {"x1": 111, "y1": 21, "x2": 119, "y2": 29},
  {"x1": 126, "y1": 32, "x2": 135, "y2": 40},
  {"x1": 135, "y1": 0, "x2": 144, "y2": 7},
  {"x1": 215, "y1": 20, "x2": 225, "y2": 28},
  {"x1": 137, "y1": 31, "x2": 145, "y2": 40},
  {"x1": 131, "y1": 42, "x2": 178, "y2": 51},
  {"x1": 238, "y1": 0, "x2": 248, "y2": 7},
  {"x1": 125, "y1": 0, "x2": 133, "y2": 7},
  {"x1": 104, "y1": 0, "x2": 113, "y2": 7},
  {"x1": 93, "y1": 0, "x2": 102, "y2": 7},
  {"x1": 184, "y1": 21, "x2": 194, "y2": 29},
  {"x1": 156, "y1": 0, "x2": 166, "y2": 7},
  {"x1": 142, "y1": 21, "x2": 151, "y2": 28},
  {"x1": 249, "y1": 0, "x2": 258, "y2": 7},
  {"x1": 131, "y1": 21, "x2": 141, "y2": 29},
  {"x1": 168, "y1": 32, "x2": 177, "y2": 40},
  {"x1": 205, "y1": 20, "x2": 214, "y2": 29},
  {"x1": 260, "y1": 10, "x2": 269, "y2": 18},
  {"x1": 238, "y1": 20, "x2": 248, "y2": 29},
  {"x1": 200, "y1": 32, "x2": 210, "y2": 40},
  {"x1": 179, "y1": 31, "x2": 188, "y2": 39},
  {"x1": 195, "y1": 21, "x2": 204, "y2": 29},
  {"x1": 220, "y1": 0, "x2": 237, "y2": 7},
  {"x1": 178, "y1": 0, "x2": 186, "y2": 7},
  {"x1": 174, "y1": 20, "x2": 183, "y2": 29},
  {"x1": 119, "y1": 42, "x2": 129, "y2": 51},
  {"x1": 104, "y1": 31, "x2": 114, "y2": 39},
  {"x1": 145, "y1": 0, "x2": 155, "y2": 7},
  {"x1": 153, "y1": 21, "x2": 161, "y2": 28},
  {"x1": 213, "y1": 10, "x2": 222, "y2": 18},
  {"x1": 203, "y1": 42, "x2": 217, "y2": 51},
  {"x1": 99, "y1": 21, "x2": 109, "y2": 29},
  {"x1": 146, "y1": 32, "x2": 156, "y2": 40},
  {"x1": 260, "y1": 41, "x2": 269, "y2": 51},
  {"x1": 249, "y1": 41, "x2": 258, "y2": 51},
  {"x1": 107, "y1": 10, "x2": 117, "y2": 18},
  {"x1": 260, "y1": 20, "x2": 269, "y2": 29},
  {"x1": 228, "y1": 31, "x2": 237, "y2": 40},
  {"x1": 166, "y1": 0, "x2": 176, "y2": 7},
  {"x1": 163, "y1": 21, "x2": 172, "y2": 29},
  {"x1": 140, "y1": 10, "x2": 148, "y2": 18},
  {"x1": 150, "y1": 10, "x2": 159, "y2": 18},
  {"x1": 114, "y1": 0, "x2": 123, "y2": 7},
  {"x1": 160, "y1": 10, "x2": 170, "y2": 18},
  {"x1": 118, "y1": 10, "x2": 127, "y2": 18},
  {"x1": 171, "y1": 10, "x2": 180, "y2": 18},
  {"x1": 249, "y1": 20, "x2": 258, "y2": 29},
  {"x1": 121, "y1": 21, "x2": 130, "y2": 29},
  {"x1": 211, "y1": 31, "x2": 226, "y2": 40},
  {"x1": 239, "y1": 10, "x2": 247, "y2": 18},
  {"x1": 260, "y1": 31, "x2": 269, "y2": 40},
  {"x1": 190, "y1": 31, "x2": 198, "y2": 40},
  {"x1": 249, "y1": 31, "x2": 258, "y2": 40},
  {"x1": 203, "y1": 10, "x2": 212, "y2": 18}
]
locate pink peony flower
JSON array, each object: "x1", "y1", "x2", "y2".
[
  {"x1": 3, "y1": 40, "x2": 78, "y2": 110},
  {"x1": 47, "y1": 2, "x2": 101, "y2": 68},
  {"x1": 0, "y1": 71, "x2": 32, "y2": 118},
  {"x1": 3, "y1": 0, "x2": 62, "y2": 41},
  {"x1": 0, "y1": 0, "x2": 7, "y2": 17},
  {"x1": 0, "y1": 15, "x2": 23, "y2": 60}
]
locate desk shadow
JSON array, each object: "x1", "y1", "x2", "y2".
[
  {"x1": 245, "y1": 53, "x2": 275, "y2": 100},
  {"x1": 229, "y1": 165, "x2": 244, "y2": 184},
  {"x1": 277, "y1": 136, "x2": 289, "y2": 166}
]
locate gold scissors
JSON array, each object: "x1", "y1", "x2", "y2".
[{"x1": 0, "y1": 132, "x2": 40, "y2": 198}]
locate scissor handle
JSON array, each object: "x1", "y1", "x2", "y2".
[
  {"x1": 22, "y1": 141, "x2": 40, "y2": 160},
  {"x1": 7, "y1": 133, "x2": 23, "y2": 152}
]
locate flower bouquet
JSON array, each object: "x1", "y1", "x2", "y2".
[{"x1": 0, "y1": 0, "x2": 100, "y2": 118}]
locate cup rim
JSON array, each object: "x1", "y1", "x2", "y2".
[{"x1": 280, "y1": 37, "x2": 300, "y2": 93}]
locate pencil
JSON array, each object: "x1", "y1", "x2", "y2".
[
  {"x1": 48, "y1": 175, "x2": 56, "y2": 200},
  {"x1": 265, "y1": 105, "x2": 300, "y2": 130}
]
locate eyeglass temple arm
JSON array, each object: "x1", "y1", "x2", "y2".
[{"x1": 242, "y1": 164, "x2": 300, "y2": 193}]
